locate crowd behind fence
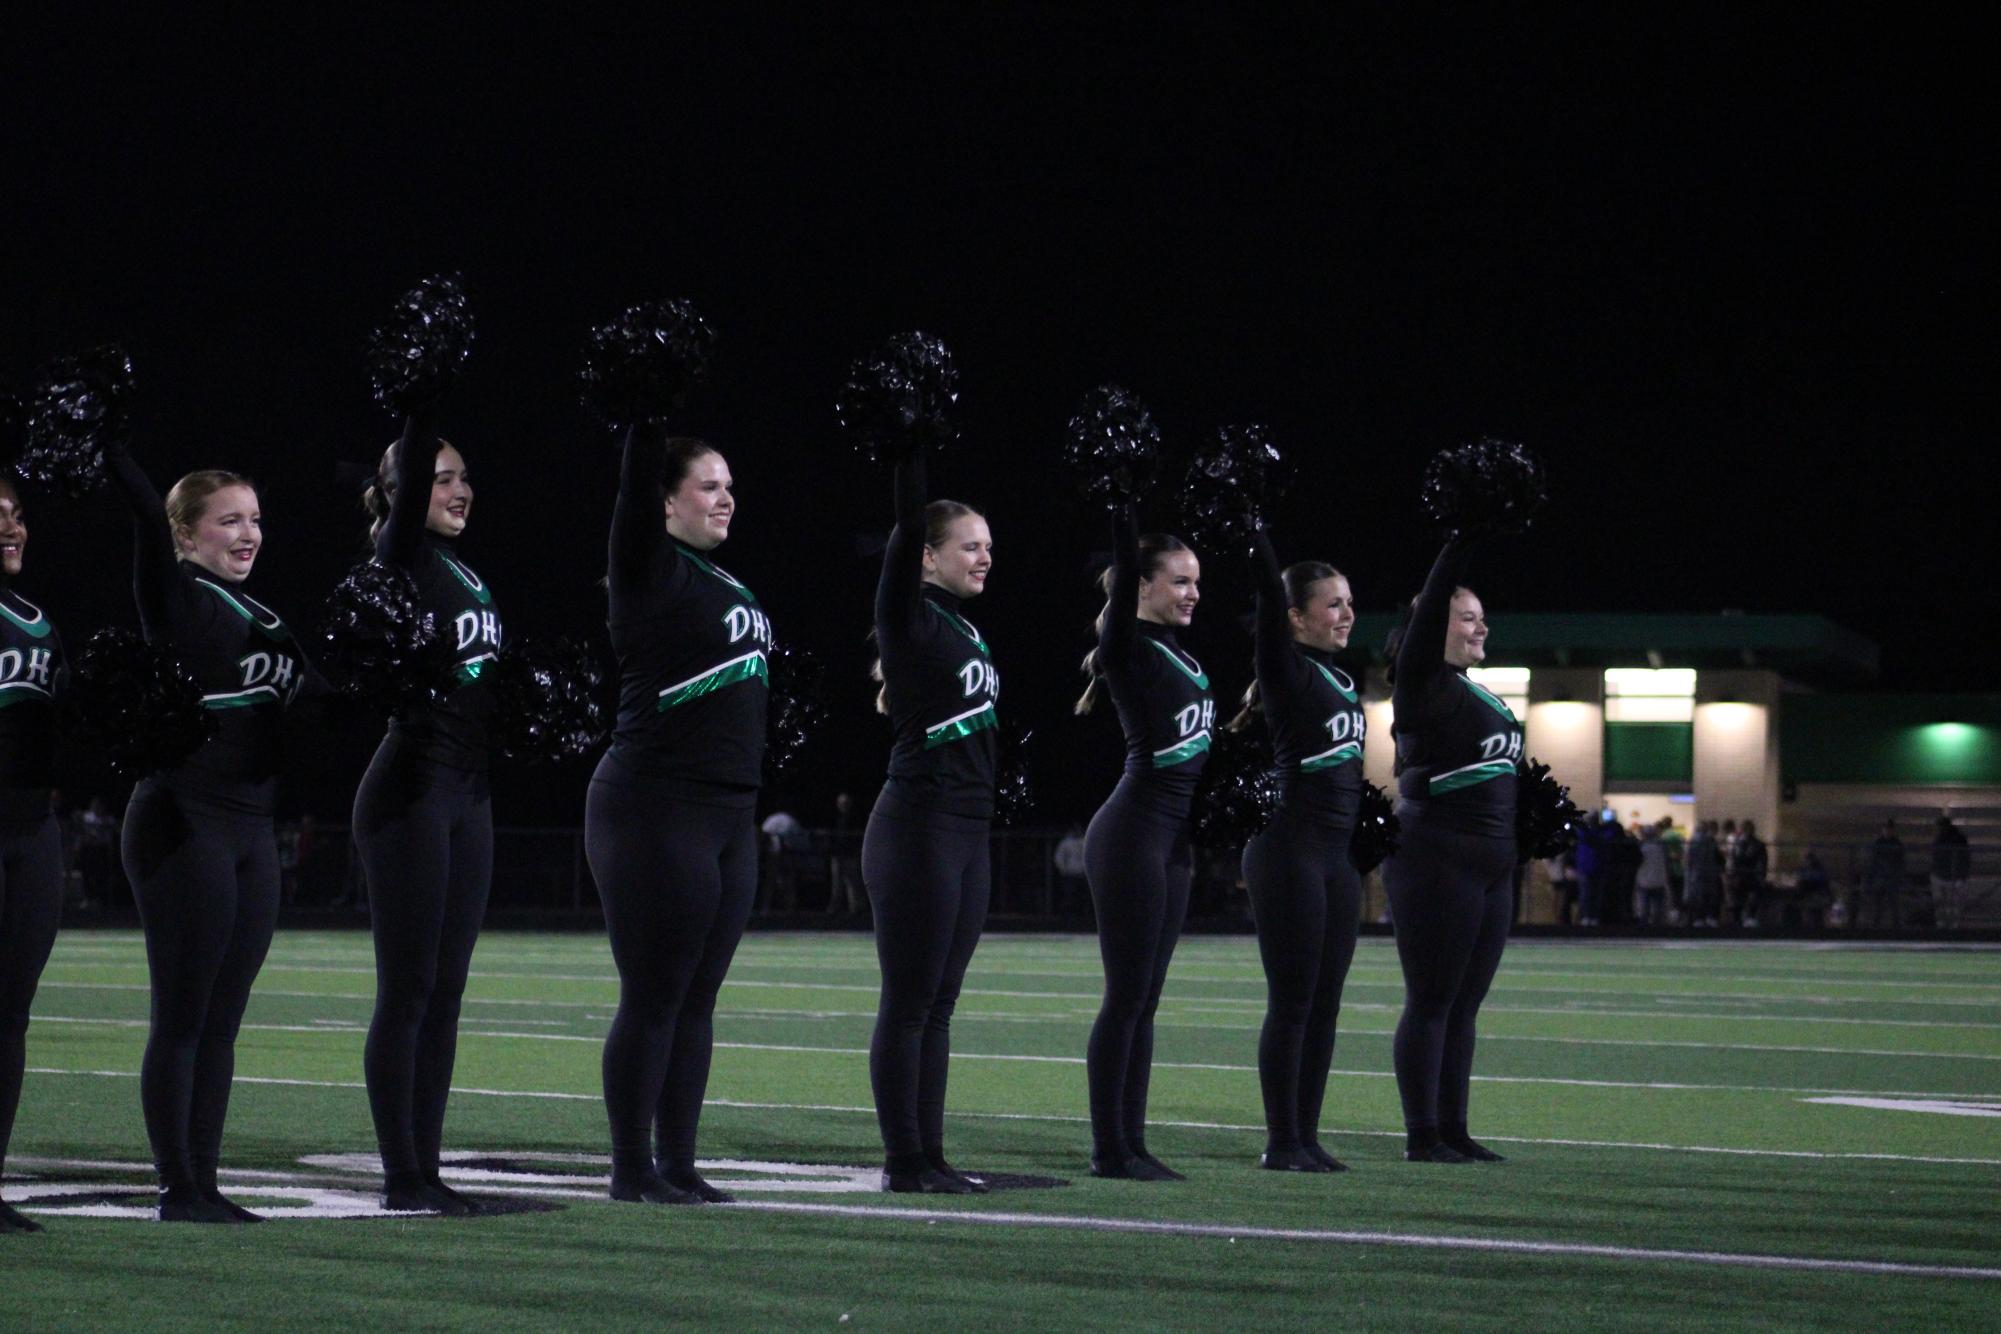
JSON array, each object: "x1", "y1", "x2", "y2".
[{"x1": 54, "y1": 811, "x2": 2001, "y2": 934}]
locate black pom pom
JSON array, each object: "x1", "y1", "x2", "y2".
[
  {"x1": 319, "y1": 560, "x2": 449, "y2": 711},
  {"x1": 1351, "y1": 782, "x2": 1402, "y2": 875},
  {"x1": 489, "y1": 639, "x2": 609, "y2": 764},
  {"x1": 578, "y1": 299, "x2": 719, "y2": 433},
  {"x1": 764, "y1": 639, "x2": 829, "y2": 780},
  {"x1": 1192, "y1": 727, "x2": 1282, "y2": 850},
  {"x1": 1419, "y1": 437, "x2": 1548, "y2": 537},
  {"x1": 1516, "y1": 757, "x2": 1583, "y2": 863},
  {"x1": 1175, "y1": 424, "x2": 1291, "y2": 554},
  {"x1": 835, "y1": 331, "x2": 960, "y2": 464},
  {"x1": 0, "y1": 388, "x2": 23, "y2": 462},
  {"x1": 994, "y1": 724, "x2": 1037, "y2": 828},
  {"x1": 17, "y1": 345, "x2": 136, "y2": 497},
  {"x1": 366, "y1": 274, "x2": 475, "y2": 415},
  {"x1": 1063, "y1": 384, "x2": 1162, "y2": 508},
  {"x1": 60, "y1": 628, "x2": 215, "y2": 779}
]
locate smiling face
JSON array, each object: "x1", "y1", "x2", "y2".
[
  {"x1": 1138, "y1": 549, "x2": 1202, "y2": 626},
  {"x1": 0, "y1": 481, "x2": 25, "y2": 577},
  {"x1": 922, "y1": 513, "x2": 993, "y2": 599},
  {"x1": 1444, "y1": 587, "x2": 1487, "y2": 668},
  {"x1": 1289, "y1": 573, "x2": 1355, "y2": 652},
  {"x1": 426, "y1": 443, "x2": 473, "y2": 538},
  {"x1": 664, "y1": 449, "x2": 733, "y2": 550},
  {"x1": 175, "y1": 483, "x2": 263, "y2": 582}
]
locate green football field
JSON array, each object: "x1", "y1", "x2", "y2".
[{"x1": 6, "y1": 930, "x2": 1999, "y2": 1330}]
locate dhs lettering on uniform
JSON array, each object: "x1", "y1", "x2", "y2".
[
  {"x1": 454, "y1": 610, "x2": 503, "y2": 654},
  {"x1": 239, "y1": 649, "x2": 303, "y2": 704},
  {"x1": 956, "y1": 657, "x2": 1000, "y2": 701},
  {"x1": 1323, "y1": 710, "x2": 1364, "y2": 744},
  {"x1": 1480, "y1": 730, "x2": 1524, "y2": 762},
  {"x1": 0, "y1": 647, "x2": 55, "y2": 692},
  {"x1": 1174, "y1": 699, "x2": 1216, "y2": 738},
  {"x1": 724, "y1": 605, "x2": 772, "y2": 648}
]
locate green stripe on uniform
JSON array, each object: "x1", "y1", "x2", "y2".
[
  {"x1": 924, "y1": 702, "x2": 997, "y2": 749},
  {"x1": 1152, "y1": 731, "x2": 1212, "y2": 768},
  {"x1": 1300, "y1": 742, "x2": 1361, "y2": 772},
  {"x1": 657, "y1": 651, "x2": 768, "y2": 711},
  {"x1": 1429, "y1": 760, "x2": 1515, "y2": 794}
]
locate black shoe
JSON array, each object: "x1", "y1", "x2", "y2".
[
  {"x1": 159, "y1": 1185, "x2": 245, "y2": 1223},
  {"x1": 660, "y1": 1168, "x2": 735, "y2": 1204},
  {"x1": 880, "y1": 1167, "x2": 977, "y2": 1195},
  {"x1": 1444, "y1": 1137, "x2": 1506, "y2": 1163},
  {"x1": 609, "y1": 1171, "x2": 700, "y2": 1205},
  {"x1": 423, "y1": 1176, "x2": 483, "y2": 1216},
  {"x1": 199, "y1": 1185, "x2": 266, "y2": 1223},
  {"x1": 924, "y1": 1159, "x2": 990, "y2": 1195},
  {"x1": 1089, "y1": 1154, "x2": 1140, "y2": 1179},
  {"x1": 0, "y1": 1201, "x2": 44, "y2": 1233},
  {"x1": 381, "y1": 1177, "x2": 439, "y2": 1213},
  {"x1": 1129, "y1": 1150, "x2": 1185, "y2": 1182},
  {"x1": 1258, "y1": 1147, "x2": 1330, "y2": 1173},
  {"x1": 1404, "y1": 1142, "x2": 1472, "y2": 1164},
  {"x1": 1303, "y1": 1143, "x2": 1349, "y2": 1172}
]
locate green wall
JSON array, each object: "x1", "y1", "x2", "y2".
[
  {"x1": 1605, "y1": 722, "x2": 1693, "y2": 785},
  {"x1": 1781, "y1": 694, "x2": 2001, "y2": 785}
]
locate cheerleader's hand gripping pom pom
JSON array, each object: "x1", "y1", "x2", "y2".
[
  {"x1": 994, "y1": 724, "x2": 1038, "y2": 828},
  {"x1": 366, "y1": 274, "x2": 475, "y2": 415},
  {"x1": 835, "y1": 331, "x2": 960, "y2": 465},
  {"x1": 491, "y1": 639, "x2": 610, "y2": 765},
  {"x1": 1419, "y1": 437, "x2": 1548, "y2": 538},
  {"x1": 1175, "y1": 424, "x2": 1291, "y2": 553},
  {"x1": 18, "y1": 344, "x2": 137, "y2": 497},
  {"x1": 1063, "y1": 383, "x2": 1161, "y2": 508},
  {"x1": 1351, "y1": 781, "x2": 1402, "y2": 874},
  {"x1": 320, "y1": 560, "x2": 449, "y2": 711},
  {"x1": 578, "y1": 298, "x2": 719, "y2": 433},
  {"x1": 60, "y1": 629, "x2": 215, "y2": 779},
  {"x1": 1192, "y1": 726, "x2": 1282, "y2": 850},
  {"x1": 1516, "y1": 758, "x2": 1583, "y2": 863},
  {"x1": 763, "y1": 639, "x2": 829, "y2": 780}
]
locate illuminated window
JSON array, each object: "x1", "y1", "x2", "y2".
[
  {"x1": 1603, "y1": 668, "x2": 1695, "y2": 722},
  {"x1": 1467, "y1": 667, "x2": 1529, "y2": 720}
]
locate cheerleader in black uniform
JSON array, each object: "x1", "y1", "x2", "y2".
[
  {"x1": 109, "y1": 445, "x2": 322, "y2": 1220},
  {"x1": 0, "y1": 479, "x2": 65, "y2": 1234},
  {"x1": 588, "y1": 429, "x2": 769, "y2": 1205},
  {"x1": 863, "y1": 443, "x2": 997, "y2": 1194},
  {"x1": 1076, "y1": 507, "x2": 1211, "y2": 1180},
  {"x1": 1233, "y1": 531, "x2": 1363, "y2": 1172},
  {"x1": 354, "y1": 416, "x2": 501, "y2": 1214},
  {"x1": 1382, "y1": 538, "x2": 1517, "y2": 1163}
]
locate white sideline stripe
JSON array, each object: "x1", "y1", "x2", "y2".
[
  {"x1": 727, "y1": 1200, "x2": 2001, "y2": 1281},
  {"x1": 33, "y1": 982, "x2": 2001, "y2": 1060},
  {"x1": 31, "y1": 1024, "x2": 2000, "y2": 1100},
  {"x1": 27, "y1": 1070, "x2": 2001, "y2": 1167}
]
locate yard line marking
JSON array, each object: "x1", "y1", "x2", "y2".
[
  {"x1": 27, "y1": 1070, "x2": 2001, "y2": 1166},
  {"x1": 726, "y1": 1200, "x2": 2001, "y2": 1281}
]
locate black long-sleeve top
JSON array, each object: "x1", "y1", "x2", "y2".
[
  {"x1": 601, "y1": 427, "x2": 769, "y2": 793},
  {"x1": 110, "y1": 448, "x2": 322, "y2": 814},
  {"x1": 876, "y1": 451, "x2": 998, "y2": 820},
  {"x1": 1251, "y1": 532, "x2": 1363, "y2": 831},
  {"x1": 1097, "y1": 505, "x2": 1212, "y2": 824},
  {"x1": 377, "y1": 413, "x2": 502, "y2": 772},
  {"x1": 0, "y1": 582, "x2": 65, "y2": 824},
  {"x1": 1389, "y1": 539, "x2": 1519, "y2": 838}
]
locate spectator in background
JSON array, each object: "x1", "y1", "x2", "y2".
[
  {"x1": 1575, "y1": 808, "x2": 1615, "y2": 926},
  {"x1": 760, "y1": 809, "x2": 805, "y2": 913},
  {"x1": 1659, "y1": 818, "x2": 1686, "y2": 923},
  {"x1": 1052, "y1": 824, "x2": 1088, "y2": 918},
  {"x1": 1606, "y1": 819, "x2": 1641, "y2": 925},
  {"x1": 1731, "y1": 819, "x2": 1769, "y2": 927},
  {"x1": 1684, "y1": 821, "x2": 1723, "y2": 927},
  {"x1": 1795, "y1": 849, "x2": 1832, "y2": 928},
  {"x1": 1932, "y1": 813, "x2": 1971, "y2": 929},
  {"x1": 1861, "y1": 820, "x2": 1905, "y2": 928},
  {"x1": 824, "y1": 792, "x2": 866, "y2": 918},
  {"x1": 1547, "y1": 847, "x2": 1578, "y2": 926},
  {"x1": 1635, "y1": 824, "x2": 1669, "y2": 925},
  {"x1": 74, "y1": 797, "x2": 121, "y2": 912}
]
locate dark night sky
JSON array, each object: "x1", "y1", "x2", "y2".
[{"x1": 4, "y1": 8, "x2": 1993, "y2": 824}]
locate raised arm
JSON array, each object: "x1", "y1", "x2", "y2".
[
  {"x1": 1393, "y1": 537, "x2": 1471, "y2": 719},
  {"x1": 374, "y1": 407, "x2": 438, "y2": 568},
  {"x1": 105, "y1": 444, "x2": 180, "y2": 634},
  {"x1": 1251, "y1": 528, "x2": 1307, "y2": 697},
  {"x1": 607, "y1": 423, "x2": 675, "y2": 597},
  {"x1": 1098, "y1": 502, "x2": 1141, "y2": 665},
  {"x1": 875, "y1": 448, "x2": 930, "y2": 643}
]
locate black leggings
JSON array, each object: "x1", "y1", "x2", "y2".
[
  {"x1": 123, "y1": 787, "x2": 278, "y2": 1190},
  {"x1": 1083, "y1": 787, "x2": 1192, "y2": 1162},
  {"x1": 353, "y1": 739, "x2": 493, "y2": 1181},
  {"x1": 585, "y1": 774, "x2": 756, "y2": 1177},
  {"x1": 0, "y1": 816, "x2": 64, "y2": 1176},
  {"x1": 861, "y1": 794, "x2": 989, "y2": 1172},
  {"x1": 1382, "y1": 812, "x2": 1514, "y2": 1134},
  {"x1": 1241, "y1": 813, "x2": 1360, "y2": 1154}
]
